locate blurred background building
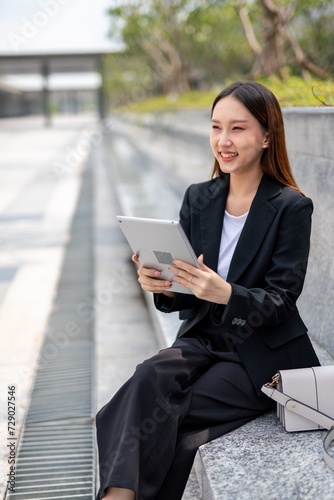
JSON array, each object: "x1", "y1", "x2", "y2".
[
  {"x1": 0, "y1": 52, "x2": 109, "y2": 122},
  {"x1": 0, "y1": 0, "x2": 119, "y2": 123}
]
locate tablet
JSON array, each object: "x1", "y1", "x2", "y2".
[{"x1": 116, "y1": 215, "x2": 200, "y2": 294}]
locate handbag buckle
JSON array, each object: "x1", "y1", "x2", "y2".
[{"x1": 265, "y1": 372, "x2": 281, "y2": 387}]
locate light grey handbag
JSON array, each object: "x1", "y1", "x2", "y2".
[{"x1": 261, "y1": 366, "x2": 334, "y2": 470}]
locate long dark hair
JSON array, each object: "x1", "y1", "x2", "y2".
[{"x1": 211, "y1": 81, "x2": 302, "y2": 192}]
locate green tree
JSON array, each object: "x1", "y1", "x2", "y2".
[
  {"x1": 106, "y1": 0, "x2": 250, "y2": 101},
  {"x1": 105, "y1": 0, "x2": 333, "y2": 105},
  {"x1": 108, "y1": 1, "x2": 195, "y2": 95},
  {"x1": 236, "y1": 0, "x2": 330, "y2": 79},
  {"x1": 296, "y1": 0, "x2": 334, "y2": 74}
]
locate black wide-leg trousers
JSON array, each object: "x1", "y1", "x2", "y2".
[{"x1": 96, "y1": 336, "x2": 274, "y2": 500}]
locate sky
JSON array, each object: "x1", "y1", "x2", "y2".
[
  {"x1": 0, "y1": 0, "x2": 122, "y2": 90},
  {"x1": 0, "y1": 0, "x2": 120, "y2": 55}
]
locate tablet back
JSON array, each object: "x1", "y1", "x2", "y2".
[{"x1": 116, "y1": 215, "x2": 200, "y2": 294}]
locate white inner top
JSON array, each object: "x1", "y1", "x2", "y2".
[{"x1": 217, "y1": 210, "x2": 249, "y2": 280}]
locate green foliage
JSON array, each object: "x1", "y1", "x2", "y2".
[
  {"x1": 102, "y1": 52, "x2": 159, "y2": 106},
  {"x1": 105, "y1": 0, "x2": 253, "y2": 101},
  {"x1": 119, "y1": 90, "x2": 217, "y2": 113},
  {"x1": 258, "y1": 76, "x2": 334, "y2": 107},
  {"x1": 294, "y1": 2, "x2": 334, "y2": 73},
  {"x1": 182, "y1": 3, "x2": 252, "y2": 82},
  {"x1": 119, "y1": 76, "x2": 334, "y2": 113},
  {"x1": 105, "y1": 0, "x2": 334, "y2": 106}
]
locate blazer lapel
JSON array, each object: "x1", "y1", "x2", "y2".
[
  {"x1": 199, "y1": 176, "x2": 229, "y2": 272},
  {"x1": 227, "y1": 175, "x2": 282, "y2": 283}
]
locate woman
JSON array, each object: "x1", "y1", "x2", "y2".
[{"x1": 96, "y1": 81, "x2": 320, "y2": 500}]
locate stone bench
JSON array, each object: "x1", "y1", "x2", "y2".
[
  {"x1": 146, "y1": 300, "x2": 334, "y2": 499},
  {"x1": 194, "y1": 343, "x2": 334, "y2": 499}
]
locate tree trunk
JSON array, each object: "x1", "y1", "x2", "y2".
[
  {"x1": 237, "y1": 0, "x2": 328, "y2": 80},
  {"x1": 163, "y1": 68, "x2": 190, "y2": 94},
  {"x1": 139, "y1": 30, "x2": 191, "y2": 93},
  {"x1": 252, "y1": 0, "x2": 288, "y2": 78}
]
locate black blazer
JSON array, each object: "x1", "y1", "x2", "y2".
[{"x1": 155, "y1": 174, "x2": 320, "y2": 395}]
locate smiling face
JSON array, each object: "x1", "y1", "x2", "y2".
[{"x1": 210, "y1": 95, "x2": 269, "y2": 178}]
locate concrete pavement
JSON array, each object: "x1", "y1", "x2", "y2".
[
  {"x1": 92, "y1": 122, "x2": 201, "y2": 499},
  {"x1": 0, "y1": 114, "x2": 97, "y2": 497},
  {"x1": 0, "y1": 113, "x2": 201, "y2": 499}
]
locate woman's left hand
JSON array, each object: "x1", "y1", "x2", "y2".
[{"x1": 170, "y1": 254, "x2": 232, "y2": 305}]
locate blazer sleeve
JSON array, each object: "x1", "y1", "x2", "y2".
[{"x1": 212, "y1": 196, "x2": 313, "y2": 328}]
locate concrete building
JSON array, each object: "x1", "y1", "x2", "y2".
[{"x1": 0, "y1": 51, "x2": 111, "y2": 123}]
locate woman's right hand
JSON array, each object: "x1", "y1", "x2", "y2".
[{"x1": 132, "y1": 254, "x2": 175, "y2": 297}]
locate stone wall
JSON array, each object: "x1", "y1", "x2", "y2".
[{"x1": 283, "y1": 108, "x2": 334, "y2": 358}]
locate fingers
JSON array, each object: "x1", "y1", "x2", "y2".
[
  {"x1": 171, "y1": 257, "x2": 231, "y2": 304},
  {"x1": 138, "y1": 270, "x2": 172, "y2": 292},
  {"x1": 169, "y1": 256, "x2": 215, "y2": 292},
  {"x1": 197, "y1": 254, "x2": 205, "y2": 268},
  {"x1": 170, "y1": 259, "x2": 201, "y2": 285},
  {"x1": 172, "y1": 258, "x2": 197, "y2": 273},
  {"x1": 197, "y1": 254, "x2": 212, "y2": 272},
  {"x1": 132, "y1": 253, "x2": 141, "y2": 265},
  {"x1": 169, "y1": 270, "x2": 195, "y2": 291},
  {"x1": 132, "y1": 254, "x2": 172, "y2": 293}
]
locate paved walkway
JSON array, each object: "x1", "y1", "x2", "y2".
[
  {"x1": 0, "y1": 114, "x2": 200, "y2": 499},
  {"x1": 0, "y1": 114, "x2": 97, "y2": 497},
  {"x1": 92, "y1": 122, "x2": 200, "y2": 499}
]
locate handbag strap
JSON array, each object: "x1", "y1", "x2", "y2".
[
  {"x1": 324, "y1": 429, "x2": 334, "y2": 470},
  {"x1": 261, "y1": 383, "x2": 334, "y2": 471},
  {"x1": 261, "y1": 384, "x2": 334, "y2": 429}
]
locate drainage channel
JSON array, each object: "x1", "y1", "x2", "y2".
[{"x1": 6, "y1": 154, "x2": 96, "y2": 499}]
